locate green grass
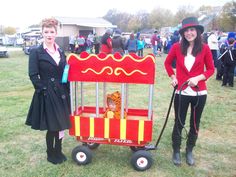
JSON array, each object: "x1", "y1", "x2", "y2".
[{"x1": 0, "y1": 50, "x2": 235, "y2": 177}]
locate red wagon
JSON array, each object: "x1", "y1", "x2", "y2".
[{"x1": 67, "y1": 52, "x2": 156, "y2": 171}]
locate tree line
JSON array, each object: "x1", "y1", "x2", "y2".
[
  {"x1": 103, "y1": 1, "x2": 236, "y2": 33},
  {"x1": 0, "y1": 1, "x2": 235, "y2": 35}
]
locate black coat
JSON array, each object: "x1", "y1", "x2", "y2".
[
  {"x1": 221, "y1": 47, "x2": 236, "y2": 66},
  {"x1": 26, "y1": 44, "x2": 71, "y2": 131}
]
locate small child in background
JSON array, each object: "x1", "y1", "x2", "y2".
[
  {"x1": 103, "y1": 91, "x2": 127, "y2": 119},
  {"x1": 137, "y1": 36, "x2": 145, "y2": 57}
]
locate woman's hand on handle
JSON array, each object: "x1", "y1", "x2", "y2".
[
  {"x1": 171, "y1": 75, "x2": 178, "y2": 87},
  {"x1": 188, "y1": 74, "x2": 206, "y2": 87}
]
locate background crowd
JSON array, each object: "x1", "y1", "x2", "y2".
[{"x1": 68, "y1": 29, "x2": 236, "y2": 87}]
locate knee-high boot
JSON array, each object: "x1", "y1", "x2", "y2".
[
  {"x1": 186, "y1": 146, "x2": 195, "y2": 166},
  {"x1": 55, "y1": 134, "x2": 67, "y2": 162},
  {"x1": 186, "y1": 134, "x2": 197, "y2": 166},
  {"x1": 172, "y1": 147, "x2": 181, "y2": 166},
  {"x1": 172, "y1": 124, "x2": 182, "y2": 166},
  {"x1": 46, "y1": 131, "x2": 58, "y2": 164}
]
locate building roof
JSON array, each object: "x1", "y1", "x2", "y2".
[{"x1": 55, "y1": 16, "x2": 117, "y2": 28}]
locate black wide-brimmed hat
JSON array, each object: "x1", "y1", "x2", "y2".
[{"x1": 179, "y1": 17, "x2": 204, "y2": 35}]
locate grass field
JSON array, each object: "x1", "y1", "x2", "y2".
[{"x1": 0, "y1": 50, "x2": 235, "y2": 177}]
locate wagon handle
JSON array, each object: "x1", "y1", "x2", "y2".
[{"x1": 154, "y1": 85, "x2": 177, "y2": 148}]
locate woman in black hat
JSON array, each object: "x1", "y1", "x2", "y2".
[{"x1": 164, "y1": 17, "x2": 215, "y2": 166}]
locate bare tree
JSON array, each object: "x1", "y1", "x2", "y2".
[
  {"x1": 3, "y1": 26, "x2": 16, "y2": 35},
  {"x1": 217, "y1": 1, "x2": 236, "y2": 31},
  {"x1": 148, "y1": 7, "x2": 175, "y2": 29},
  {"x1": 174, "y1": 5, "x2": 197, "y2": 24},
  {"x1": 103, "y1": 2, "x2": 234, "y2": 33}
]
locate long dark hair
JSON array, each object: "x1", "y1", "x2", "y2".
[
  {"x1": 101, "y1": 33, "x2": 110, "y2": 45},
  {"x1": 180, "y1": 28, "x2": 203, "y2": 57}
]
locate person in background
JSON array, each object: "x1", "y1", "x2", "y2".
[
  {"x1": 217, "y1": 32, "x2": 236, "y2": 80},
  {"x1": 164, "y1": 17, "x2": 214, "y2": 166},
  {"x1": 87, "y1": 32, "x2": 94, "y2": 53},
  {"x1": 121, "y1": 33, "x2": 127, "y2": 53},
  {"x1": 125, "y1": 33, "x2": 138, "y2": 54},
  {"x1": 69, "y1": 35, "x2": 75, "y2": 53},
  {"x1": 93, "y1": 33, "x2": 100, "y2": 54},
  {"x1": 170, "y1": 30, "x2": 180, "y2": 68},
  {"x1": 137, "y1": 36, "x2": 145, "y2": 57},
  {"x1": 157, "y1": 34, "x2": 162, "y2": 56},
  {"x1": 100, "y1": 28, "x2": 113, "y2": 54},
  {"x1": 151, "y1": 30, "x2": 158, "y2": 56},
  {"x1": 162, "y1": 34, "x2": 168, "y2": 54},
  {"x1": 25, "y1": 17, "x2": 71, "y2": 165},
  {"x1": 202, "y1": 32, "x2": 208, "y2": 44},
  {"x1": 112, "y1": 29, "x2": 125, "y2": 55},
  {"x1": 208, "y1": 31, "x2": 219, "y2": 67},
  {"x1": 221, "y1": 37, "x2": 236, "y2": 87},
  {"x1": 136, "y1": 31, "x2": 141, "y2": 40}
]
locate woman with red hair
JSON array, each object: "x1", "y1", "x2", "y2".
[{"x1": 26, "y1": 18, "x2": 71, "y2": 165}]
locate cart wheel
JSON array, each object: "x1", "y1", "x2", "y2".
[
  {"x1": 130, "y1": 150, "x2": 153, "y2": 171},
  {"x1": 84, "y1": 142, "x2": 100, "y2": 150},
  {"x1": 72, "y1": 145, "x2": 93, "y2": 165},
  {"x1": 130, "y1": 146, "x2": 145, "y2": 152}
]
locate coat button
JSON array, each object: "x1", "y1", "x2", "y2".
[
  {"x1": 51, "y1": 78, "x2": 55, "y2": 82},
  {"x1": 61, "y1": 95, "x2": 66, "y2": 99}
]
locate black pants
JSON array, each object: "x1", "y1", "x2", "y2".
[
  {"x1": 216, "y1": 59, "x2": 224, "y2": 80},
  {"x1": 94, "y1": 44, "x2": 100, "y2": 54},
  {"x1": 138, "y1": 49, "x2": 143, "y2": 57},
  {"x1": 222, "y1": 64, "x2": 236, "y2": 86},
  {"x1": 211, "y1": 50, "x2": 218, "y2": 67},
  {"x1": 172, "y1": 94, "x2": 207, "y2": 150},
  {"x1": 69, "y1": 44, "x2": 75, "y2": 53}
]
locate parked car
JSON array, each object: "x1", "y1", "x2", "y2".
[{"x1": 0, "y1": 45, "x2": 9, "y2": 58}]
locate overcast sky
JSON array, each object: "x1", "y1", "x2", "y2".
[{"x1": 0, "y1": 0, "x2": 232, "y2": 28}]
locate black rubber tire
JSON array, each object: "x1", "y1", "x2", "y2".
[
  {"x1": 130, "y1": 150, "x2": 153, "y2": 171},
  {"x1": 71, "y1": 145, "x2": 93, "y2": 165}
]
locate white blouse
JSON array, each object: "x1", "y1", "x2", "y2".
[
  {"x1": 177, "y1": 53, "x2": 207, "y2": 96},
  {"x1": 43, "y1": 43, "x2": 61, "y2": 65}
]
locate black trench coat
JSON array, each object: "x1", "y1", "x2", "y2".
[{"x1": 26, "y1": 44, "x2": 71, "y2": 131}]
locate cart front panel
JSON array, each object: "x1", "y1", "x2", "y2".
[{"x1": 69, "y1": 114, "x2": 153, "y2": 142}]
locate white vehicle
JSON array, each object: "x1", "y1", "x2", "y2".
[{"x1": 0, "y1": 45, "x2": 9, "y2": 58}]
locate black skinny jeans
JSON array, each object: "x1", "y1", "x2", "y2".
[{"x1": 172, "y1": 94, "x2": 207, "y2": 150}]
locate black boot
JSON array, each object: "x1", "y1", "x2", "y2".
[
  {"x1": 186, "y1": 147, "x2": 195, "y2": 166},
  {"x1": 55, "y1": 136, "x2": 67, "y2": 163},
  {"x1": 46, "y1": 149, "x2": 58, "y2": 164},
  {"x1": 172, "y1": 149, "x2": 181, "y2": 166},
  {"x1": 46, "y1": 131, "x2": 63, "y2": 164}
]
